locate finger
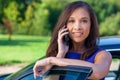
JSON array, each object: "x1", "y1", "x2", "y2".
[
  {"x1": 60, "y1": 32, "x2": 69, "y2": 38},
  {"x1": 38, "y1": 67, "x2": 49, "y2": 76},
  {"x1": 33, "y1": 66, "x2": 39, "y2": 79},
  {"x1": 33, "y1": 69, "x2": 37, "y2": 79},
  {"x1": 59, "y1": 25, "x2": 67, "y2": 32},
  {"x1": 39, "y1": 70, "x2": 46, "y2": 76},
  {"x1": 58, "y1": 29, "x2": 68, "y2": 39},
  {"x1": 33, "y1": 72, "x2": 37, "y2": 79},
  {"x1": 33, "y1": 62, "x2": 42, "y2": 79},
  {"x1": 59, "y1": 28, "x2": 68, "y2": 34}
]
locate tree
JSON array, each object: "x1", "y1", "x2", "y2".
[
  {"x1": 100, "y1": 12, "x2": 120, "y2": 36},
  {"x1": 85, "y1": 0, "x2": 120, "y2": 23},
  {"x1": 42, "y1": 0, "x2": 74, "y2": 33}
]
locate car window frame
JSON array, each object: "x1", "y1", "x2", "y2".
[
  {"x1": 16, "y1": 65, "x2": 93, "y2": 80},
  {"x1": 105, "y1": 50, "x2": 120, "y2": 80}
]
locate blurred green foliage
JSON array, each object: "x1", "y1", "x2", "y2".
[
  {"x1": 0, "y1": 0, "x2": 120, "y2": 36},
  {"x1": 85, "y1": 0, "x2": 120, "y2": 36},
  {"x1": 100, "y1": 12, "x2": 120, "y2": 36}
]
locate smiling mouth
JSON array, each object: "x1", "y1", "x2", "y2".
[{"x1": 72, "y1": 32, "x2": 83, "y2": 37}]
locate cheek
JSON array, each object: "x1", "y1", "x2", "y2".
[
  {"x1": 84, "y1": 26, "x2": 91, "y2": 37},
  {"x1": 66, "y1": 24, "x2": 70, "y2": 29},
  {"x1": 67, "y1": 25, "x2": 72, "y2": 32},
  {"x1": 67, "y1": 27, "x2": 72, "y2": 38},
  {"x1": 84, "y1": 22, "x2": 91, "y2": 31},
  {"x1": 85, "y1": 26, "x2": 90, "y2": 32}
]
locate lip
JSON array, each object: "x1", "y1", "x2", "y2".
[
  {"x1": 72, "y1": 32, "x2": 83, "y2": 37},
  {"x1": 72, "y1": 32, "x2": 83, "y2": 34}
]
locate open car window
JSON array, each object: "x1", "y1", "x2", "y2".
[{"x1": 19, "y1": 65, "x2": 93, "y2": 80}]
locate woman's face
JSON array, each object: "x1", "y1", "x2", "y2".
[{"x1": 66, "y1": 8, "x2": 91, "y2": 43}]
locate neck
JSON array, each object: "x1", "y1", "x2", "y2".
[{"x1": 71, "y1": 42, "x2": 86, "y2": 53}]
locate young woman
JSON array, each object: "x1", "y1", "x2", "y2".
[{"x1": 33, "y1": 1, "x2": 112, "y2": 80}]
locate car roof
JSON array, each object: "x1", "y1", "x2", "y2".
[
  {"x1": 99, "y1": 36, "x2": 120, "y2": 50},
  {"x1": 99, "y1": 36, "x2": 120, "y2": 45}
]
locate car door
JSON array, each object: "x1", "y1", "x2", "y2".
[
  {"x1": 6, "y1": 65, "x2": 92, "y2": 80},
  {"x1": 105, "y1": 50, "x2": 120, "y2": 80}
]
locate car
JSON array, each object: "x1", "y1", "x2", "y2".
[
  {"x1": 0, "y1": 36, "x2": 120, "y2": 80},
  {"x1": 99, "y1": 36, "x2": 120, "y2": 80},
  {"x1": 3, "y1": 64, "x2": 93, "y2": 80}
]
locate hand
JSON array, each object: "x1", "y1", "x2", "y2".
[
  {"x1": 33, "y1": 58, "x2": 52, "y2": 79},
  {"x1": 57, "y1": 26, "x2": 69, "y2": 57}
]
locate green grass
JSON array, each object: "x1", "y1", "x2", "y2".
[
  {"x1": 0, "y1": 34, "x2": 51, "y2": 65},
  {"x1": 1, "y1": 34, "x2": 118, "y2": 66}
]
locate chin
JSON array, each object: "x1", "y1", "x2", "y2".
[
  {"x1": 70, "y1": 36, "x2": 85, "y2": 43},
  {"x1": 73, "y1": 39, "x2": 83, "y2": 43}
]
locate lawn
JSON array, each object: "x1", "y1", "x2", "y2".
[
  {"x1": 1, "y1": 34, "x2": 118, "y2": 66},
  {"x1": 0, "y1": 34, "x2": 50, "y2": 65}
]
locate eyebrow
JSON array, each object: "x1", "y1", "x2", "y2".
[
  {"x1": 81, "y1": 17, "x2": 89, "y2": 20},
  {"x1": 69, "y1": 17, "x2": 89, "y2": 20}
]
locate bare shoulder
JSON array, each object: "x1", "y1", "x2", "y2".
[
  {"x1": 97, "y1": 50, "x2": 112, "y2": 58},
  {"x1": 95, "y1": 50, "x2": 112, "y2": 63}
]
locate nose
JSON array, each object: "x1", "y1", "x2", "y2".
[{"x1": 74, "y1": 21, "x2": 81, "y2": 30}]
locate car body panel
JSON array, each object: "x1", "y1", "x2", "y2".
[{"x1": 4, "y1": 65, "x2": 93, "y2": 80}]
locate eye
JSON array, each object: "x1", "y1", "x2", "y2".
[
  {"x1": 82, "y1": 20, "x2": 88, "y2": 23},
  {"x1": 67, "y1": 20, "x2": 75, "y2": 23}
]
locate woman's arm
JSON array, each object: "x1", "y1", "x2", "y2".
[
  {"x1": 49, "y1": 50, "x2": 112, "y2": 79},
  {"x1": 33, "y1": 50, "x2": 112, "y2": 79}
]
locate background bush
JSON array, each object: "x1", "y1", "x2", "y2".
[{"x1": 0, "y1": 0, "x2": 120, "y2": 36}]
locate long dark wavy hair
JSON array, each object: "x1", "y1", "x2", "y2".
[{"x1": 46, "y1": 1, "x2": 99, "y2": 60}]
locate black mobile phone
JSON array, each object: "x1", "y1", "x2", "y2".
[{"x1": 63, "y1": 34, "x2": 70, "y2": 46}]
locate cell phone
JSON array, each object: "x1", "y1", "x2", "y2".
[{"x1": 63, "y1": 34, "x2": 70, "y2": 46}]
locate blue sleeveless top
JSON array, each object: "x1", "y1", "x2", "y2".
[{"x1": 60, "y1": 48, "x2": 105, "y2": 80}]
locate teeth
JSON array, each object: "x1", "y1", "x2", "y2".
[
  {"x1": 73, "y1": 32, "x2": 82, "y2": 36},
  {"x1": 74, "y1": 32, "x2": 82, "y2": 34}
]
